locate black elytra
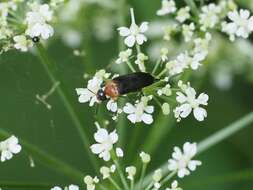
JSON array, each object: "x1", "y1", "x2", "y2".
[{"x1": 113, "y1": 72, "x2": 155, "y2": 95}]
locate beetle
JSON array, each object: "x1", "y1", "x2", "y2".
[{"x1": 96, "y1": 72, "x2": 155, "y2": 101}]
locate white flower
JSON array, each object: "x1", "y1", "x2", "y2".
[
  {"x1": 26, "y1": 4, "x2": 53, "y2": 24},
  {"x1": 166, "y1": 180, "x2": 182, "y2": 190},
  {"x1": 51, "y1": 187, "x2": 62, "y2": 190},
  {"x1": 153, "y1": 169, "x2": 162, "y2": 182},
  {"x1": 100, "y1": 165, "x2": 116, "y2": 179},
  {"x1": 26, "y1": 23, "x2": 54, "y2": 39},
  {"x1": 162, "y1": 103, "x2": 170, "y2": 115},
  {"x1": 90, "y1": 128, "x2": 118, "y2": 161},
  {"x1": 118, "y1": 8, "x2": 148, "y2": 47},
  {"x1": 116, "y1": 147, "x2": 124, "y2": 157},
  {"x1": 140, "y1": 151, "x2": 151, "y2": 163},
  {"x1": 157, "y1": 0, "x2": 176, "y2": 16},
  {"x1": 84, "y1": 176, "x2": 99, "y2": 190},
  {"x1": 68, "y1": 185, "x2": 79, "y2": 190},
  {"x1": 176, "y1": 6, "x2": 190, "y2": 23},
  {"x1": 199, "y1": 3, "x2": 221, "y2": 31},
  {"x1": 116, "y1": 49, "x2": 132, "y2": 64},
  {"x1": 152, "y1": 169, "x2": 162, "y2": 189},
  {"x1": 182, "y1": 23, "x2": 195, "y2": 42},
  {"x1": 174, "y1": 81, "x2": 208, "y2": 122},
  {"x1": 193, "y1": 33, "x2": 212, "y2": 58},
  {"x1": 222, "y1": 9, "x2": 253, "y2": 41},
  {"x1": 25, "y1": 4, "x2": 54, "y2": 39},
  {"x1": 76, "y1": 70, "x2": 105, "y2": 107},
  {"x1": 166, "y1": 52, "x2": 189, "y2": 76},
  {"x1": 0, "y1": 135, "x2": 21, "y2": 162},
  {"x1": 135, "y1": 53, "x2": 148, "y2": 72},
  {"x1": 160, "y1": 48, "x2": 169, "y2": 62},
  {"x1": 157, "y1": 84, "x2": 171, "y2": 96},
  {"x1": 106, "y1": 100, "x2": 118, "y2": 112},
  {"x1": 51, "y1": 184, "x2": 79, "y2": 190},
  {"x1": 13, "y1": 35, "x2": 32, "y2": 52},
  {"x1": 168, "y1": 142, "x2": 201, "y2": 178},
  {"x1": 125, "y1": 166, "x2": 136, "y2": 180},
  {"x1": 123, "y1": 97, "x2": 154, "y2": 124}
]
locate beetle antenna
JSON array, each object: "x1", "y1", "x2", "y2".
[{"x1": 87, "y1": 88, "x2": 96, "y2": 95}]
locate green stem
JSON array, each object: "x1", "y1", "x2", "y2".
[
  {"x1": 156, "y1": 68, "x2": 168, "y2": 78},
  {"x1": 160, "y1": 171, "x2": 177, "y2": 186},
  {"x1": 126, "y1": 60, "x2": 136, "y2": 72},
  {"x1": 130, "y1": 179, "x2": 134, "y2": 190},
  {"x1": 109, "y1": 177, "x2": 122, "y2": 190},
  {"x1": 138, "y1": 164, "x2": 147, "y2": 190},
  {"x1": 152, "y1": 59, "x2": 161, "y2": 75},
  {"x1": 184, "y1": 0, "x2": 199, "y2": 18},
  {"x1": 36, "y1": 43, "x2": 99, "y2": 173},
  {"x1": 140, "y1": 111, "x2": 253, "y2": 188},
  {"x1": 144, "y1": 182, "x2": 153, "y2": 190},
  {"x1": 112, "y1": 152, "x2": 129, "y2": 190},
  {"x1": 136, "y1": 44, "x2": 141, "y2": 54},
  {"x1": 0, "y1": 128, "x2": 84, "y2": 183}
]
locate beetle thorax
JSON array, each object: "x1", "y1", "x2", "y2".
[{"x1": 105, "y1": 81, "x2": 120, "y2": 99}]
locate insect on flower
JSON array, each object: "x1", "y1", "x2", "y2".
[{"x1": 96, "y1": 72, "x2": 155, "y2": 101}]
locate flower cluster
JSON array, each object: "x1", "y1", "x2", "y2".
[
  {"x1": 90, "y1": 124, "x2": 123, "y2": 161},
  {"x1": 76, "y1": 6, "x2": 213, "y2": 124},
  {"x1": 0, "y1": 136, "x2": 21, "y2": 162},
  {"x1": 0, "y1": 0, "x2": 62, "y2": 53},
  {"x1": 174, "y1": 81, "x2": 209, "y2": 122},
  {"x1": 86, "y1": 126, "x2": 199, "y2": 190}
]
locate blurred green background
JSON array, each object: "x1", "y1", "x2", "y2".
[{"x1": 0, "y1": 0, "x2": 253, "y2": 189}]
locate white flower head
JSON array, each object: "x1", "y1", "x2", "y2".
[
  {"x1": 76, "y1": 70, "x2": 108, "y2": 107},
  {"x1": 106, "y1": 99, "x2": 118, "y2": 112},
  {"x1": 168, "y1": 142, "x2": 201, "y2": 178},
  {"x1": 153, "y1": 169, "x2": 162, "y2": 182},
  {"x1": 13, "y1": 35, "x2": 32, "y2": 52},
  {"x1": 157, "y1": 84, "x2": 171, "y2": 96},
  {"x1": 174, "y1": 81, "x2": 209, "y2": 122},
  {"x1": 222, "y1": 9, "x2": 253, "y2": 41},
  {"x1": 90, "y1": 128, "x2": 118, "y2": 161},
  {"x1": 51, "y1": 186, "x2": 62, "y2": 190},
  {"x1": 125, "y1": 166, "x2": 136, "y2": 180},
  {"x1": 99, "y1": 164, "x2": 116, "y2": 179},
  {"x1": 199, "y1": 3, "x2": 221, "y2": 31},
  {"x1": 166, "y1": 52, "x2": 189, "y2": 76},
  {"x1": 0, "y1": 135, "x2": 22, "y2": 162},
  {"x1": 140, "y1": 151, "x2": 151, "y2": 163},
  {"x1": 182, "y1": 23, "x2": 195, "y2": 42},
  {"x1": 166, "y1": 180, "x2": 182, "y2": 190},
  {"x1": 176, "y1": 6, "x2": 190, "y2": 23},
  {"x1": 116, "y1": 147, "x2": 124, "y2": 157},
  {"x1": 162, "y1": 103, "x2": 170, "y2": 115},
  {"x1": 157, "y1": 0, "x2": 177, "y2": 16},
  {"x1": 84, "y1": 176, "x2": 99, "y2": 190},
  {"x1": 123, "y1": 96, "x2": 154, "y2": 124},
  {"x1": 193, "y1": 33, "x2": 212, "y2": 58},
  {"x1": 116, "y1": 49, "x2": 132, "y2": 64},
  {"x1": 160, "y1": 48, "x2": 169, "y2": 62},
  {"x1": 25, "y1": 3, "x2": 54, "y2": 39},
  {"x1": 51, "y1": 185, "x2": 79, "y2": 190},
  {"x1": 118, "y1": 8, "x2": 148, "y2": 47},
  {"x1": 135, "y1": 53, "x2": 148, "y2": 72}
]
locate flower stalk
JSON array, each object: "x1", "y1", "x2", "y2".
[{"x1": 111, "y1": 151, "x2": 129, "y2": 190}]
